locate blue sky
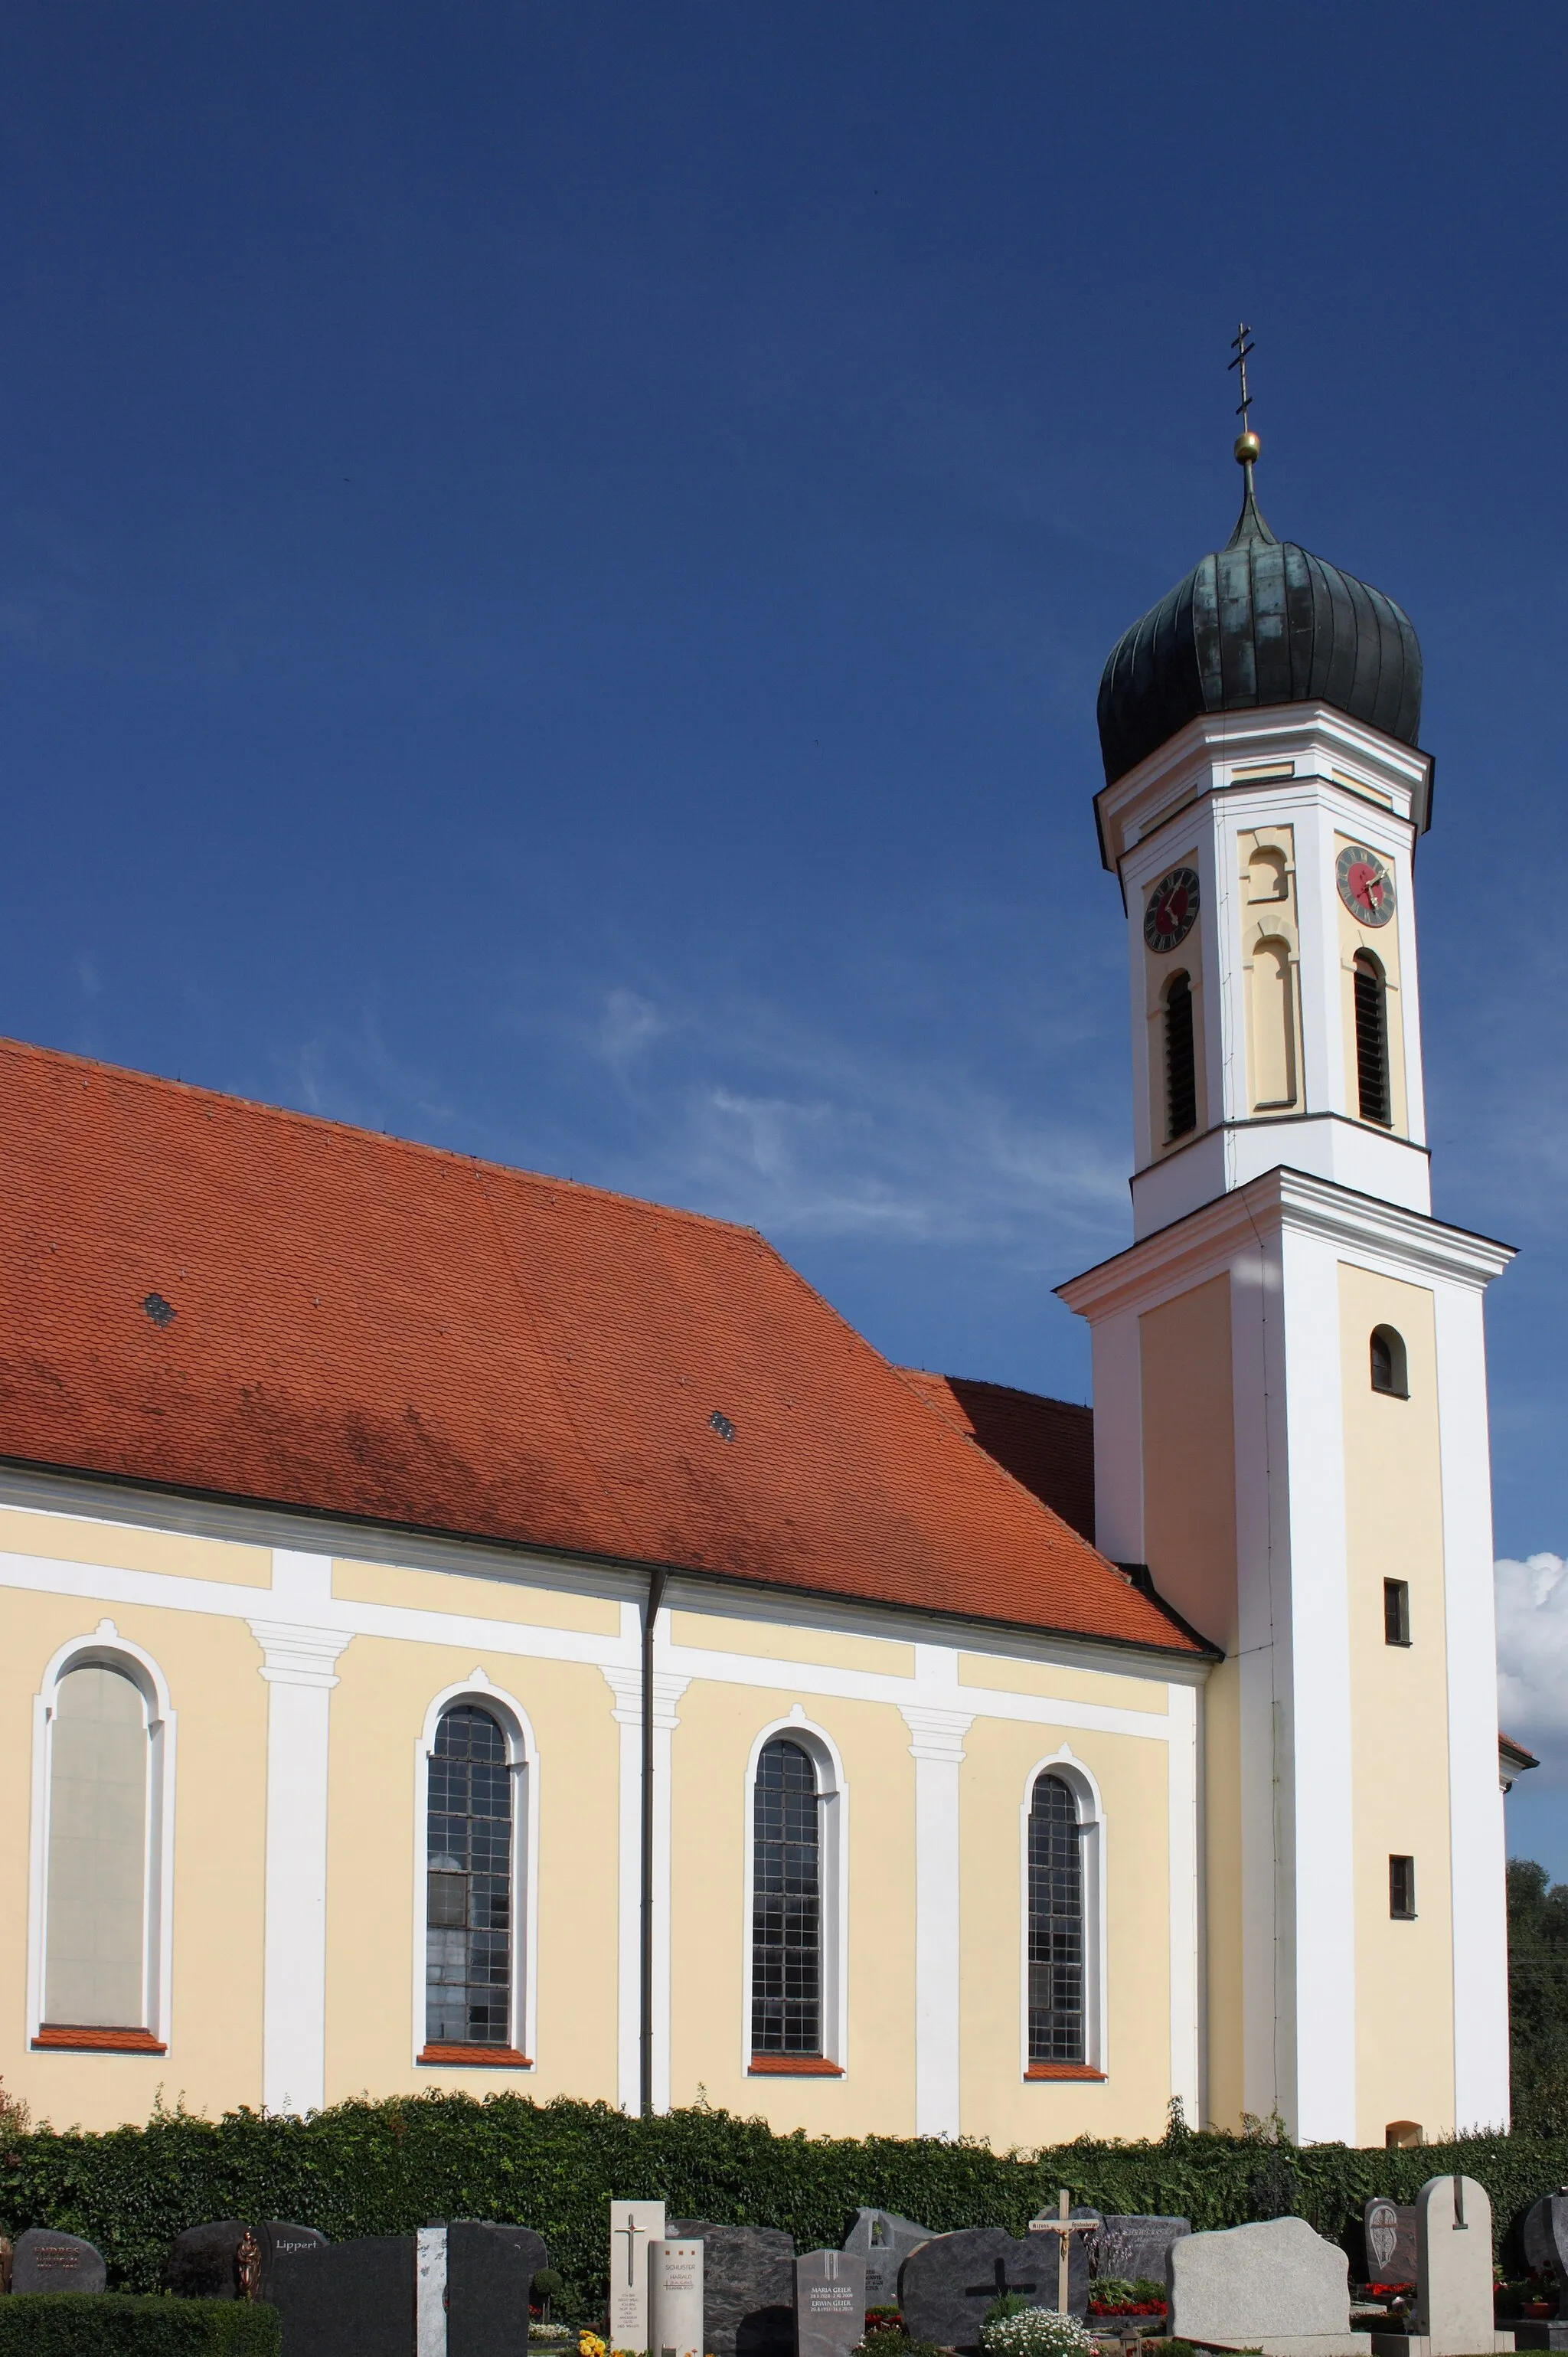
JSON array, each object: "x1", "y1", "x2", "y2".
[{"x1": 5, "y1": 5, "x2": 1568, "y2": 1859}]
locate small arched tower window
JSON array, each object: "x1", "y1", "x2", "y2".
[
  {"x1": 1164, "y1": 971, "x2": 1197, "y2": 1141},
  {"x1": 1354, "y1": 950, "x2": 1392, "y2": 1127},
  {"x1": 1027, "y1": 1771, "x2": 1085, "y2": 2065},
  {"x1": 1370, "y1": 1325, "x2": 1409, "y2": 1399},
  {"x1": 426, "y1": 1703, "x2": 513, "y2": 2048},
  {"x1": 1248, "y1": 845, "x2": 1288, "y2": 901},
  {"x1": 751, "y1": 1737, "x2": 822, "y2": 2057},
  {"x1": 45, "y1": 1662, "x2": 153, "y2": 2030}
]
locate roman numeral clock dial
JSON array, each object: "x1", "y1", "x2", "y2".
[
  {"x1": 1143, "y1": 866, "x2": 1200, "y2": 953},
  {"x1": 1335, "y1": 843, "x2": 1395, "y2": 926}
]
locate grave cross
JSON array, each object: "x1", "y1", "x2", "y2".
[
  {"x1": 615, "y1": 2211, "x2": 650, "y2": 2287},
  {"x1": 1028, "y1": 2191, "x2": 1099, "y2": 2316},
  {"x1": 964, "y1": 2257, "x2": 1037, "y2": 2307}
]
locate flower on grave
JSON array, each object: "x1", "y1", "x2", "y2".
[
  {"x1": 980, "y1": 2310, "x2": 1098, "y2": 2357},
  {"x1": 579, "y1": 2333, "x2": 607, "y2": 2357}
]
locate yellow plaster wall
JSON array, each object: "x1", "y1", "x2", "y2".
[
  {"x1": 323, "y1": 1638, "x2": 619, "y2": 2107},
  {"x1": 1138, "y1": 1273, "x2": 1243, "y2": 2126},
  {"x1": 333, "y1": 1557, "x2": 621, "y2": 1636},
  {"x1": 957, "y1": 1653, "x2": 1165, "y2": 1714},
  {"x1": 959, "y1": 1715, "x2": 1172, "y2": 2145},
  {"x1": 1142, "y1": 842, "x2": 1207, "y2": 1156},
  {"x1": 671, "y1": 1610, "x2": 914, "y2": 1677},
  {"x1": 1339, "y1": 1263, "x2": 1455, "y2": 2143},
  {"x1": 0, "y1": 1505, "x2": 271, "y2": 1586},
  {"x1": 1334, "y1": 832, "x2": 1409, "y2": 1134},
  {"x1": 1236, "y1": 825, "x2": 1304, "y2": 1114},
  {"x1": 667, "y1": 1681, "x2": 917, "y2": 2135},
  {"x1": 0, "y1": 1587, "x2": 268, "y2": 2128}
]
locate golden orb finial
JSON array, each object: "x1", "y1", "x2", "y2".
[{"x1": 1234, "y1": 429, "x2": 1261, "y2": 466}]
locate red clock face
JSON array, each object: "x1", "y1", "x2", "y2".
[
  {"x1": 1336, "y1": 844, "x2": 1394, "y2": 927},
  {"x1": 1144, "y1": 866, "x2": 1200, "y2": 953}
]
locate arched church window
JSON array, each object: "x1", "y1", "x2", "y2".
[
  {"x1": 751, "y1": 1738, "x2": 822, "y2": 2056},
  {"x1": 1027, "y1": 1771, "x2": 1085, "y2": 2065},
  {"x1": 1354, "y1": 951, "x2": 1391, "y2": 1127},
  {"x1": 1164, "y1": 972, "x2": 1197, "y2": 1141},
  {"x1": 44, "y1": 1662, "x2": 153, "y2": 2029},
  {"x1": 1370, "y1": 1325, "x2": 1408, "y2": 1399},
  {"x1": 426, "y1": 1704, "x2": 513, "y2": 2048}
]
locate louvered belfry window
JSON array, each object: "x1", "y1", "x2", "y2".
[
  {"x1": 1165, "y1": 973, "x2": 1197, "y2": 1140},
  {"x1": 426, "y1": 1705, "x2": 512, "y2": 2046},
  {"x1": 1354, "y1": 952, "x2": 1392, "y2": 1126},
  {"x1": 1028, "y1": 1771, "x2": 1086, "y2": 2065},
  {"x1": 751, "y1": 1738, "x2": 822, "y2": 2055}
]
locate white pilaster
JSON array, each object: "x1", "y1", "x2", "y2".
[
  {"x1": 1165, "y1": 1679, "x2": 1201, "y2": 2126},
  {"x1": 604, "y1": 1640, "x2": 645, "y2": 2115},
  {"x1": 649, "y1": 1660, "x2": 688, "y2": 2113},
  {"x1": 903, "y1": 1655, "x2": 973, "y2": 2140},
  {"x1": 250, "y1": 1549, "x2": 350, "y2": 2117}
]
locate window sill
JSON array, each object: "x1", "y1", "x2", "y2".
[
  {"x1": 34, "y1": 2025, "x2": 167, "y2": 2054},
  {"x1": 1024, "y1": 2064, "x2": 1106, "y2": 2081},
  {"x1": 748, "y1": 2056, "x2": 844, "y2": 2076},
  {"x1": 417, "y1": 2043, "x2": 532, "y2": 2068}
]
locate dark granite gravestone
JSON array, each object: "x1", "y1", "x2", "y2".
[
  {"x1": 841, "y1": 2212, "x2": 933, "y2": 2310},
  {"x1": 1093, "y1": 2216, "x2": 1188, "y2": 2290},
  {"x1": 899, "y1": 2229, "x2": 1050, "y2": 2351},
  {"x1": 1363, "y1": 2198, "x2": 1418, "y2": 2287},
  {"x1": 11, "y1": 2230, "x2": 106, "y2": 2296},
  {"x1": 258, "y1": 2225, "x2": 331, "y2": 2297},
  {"x1": 446, "y1": 2224, "x2": 539, "y2": 2357},
  {"x1": 795, "y1": 2251, "x2": 866, "y2": 2357},
  {"x1": 668, "y1": 2222, "x2": 795, "y2": 2357},
  {"x1": 1525, "y1": 2195, "x2": 1568, "y2": 2287},
  {"x1": 168, "y1": 2221, "x2": 328, "y2": 2300},
  {"x1": 266, "y1": 2234, "x2": 416, "y2": 2357}
]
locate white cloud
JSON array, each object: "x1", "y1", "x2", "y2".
[{"x1": 1497, "y1": 1552, "x2": 1568, "y2": 1780}]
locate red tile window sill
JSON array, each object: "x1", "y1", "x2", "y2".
[
  {"x1": 417, "y1": 2043, "x2": 532, "y2": 2069},
  {"x1": 34, "y1": 2025, "x2": 167, "y2": 2054},
  {"x1": 748, "y1": 2055, "x2": 844, "y2": 2076},
  {"x1": 1024, "y1": 2063, "x2": 1106, "y2": 2081}
]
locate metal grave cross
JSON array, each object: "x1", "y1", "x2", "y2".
[
  {"x1": 1028, "y1": 2191, "x2": 1099, "y2": 2316},
  {"x1": 614, "y1": 2210, "x2": 650, "y2": 2287}
]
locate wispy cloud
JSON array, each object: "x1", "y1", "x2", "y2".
[{"x1": 1497, "y1": 1552, "x2": 1568, "y2": 1780}]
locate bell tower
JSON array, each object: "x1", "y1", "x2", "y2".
[{"x1": 1059, "y1": 387, "x2": 1514, "y2": 2142}]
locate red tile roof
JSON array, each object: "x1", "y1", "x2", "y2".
[
  {"x1": 897, "y1": 1371, "x2": 1096, "y2": 1543},
  {"x1": 0, "y1": 1039, "x2": 1204, "y2": 1655}
]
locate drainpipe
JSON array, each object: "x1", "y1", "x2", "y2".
[{"x1": 639, "y1": 1565, "x2": 668, "y2": 2117}]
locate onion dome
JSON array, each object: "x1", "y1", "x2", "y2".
[{"x1": 1096, "y1": 462, "x2": 1423, "y2": 786}]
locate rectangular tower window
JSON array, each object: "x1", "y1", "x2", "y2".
[
  {"x1": 1165, "y1": 974, "x2": 1197, "y2": 1141},
  {"x1": 1354, "y1": 953, "x2": 1392, "y2": 1126},
  {"x1": 1389, "y1": 1855, "x2": 1416, "y2": 1920},
  {"x1": 1383, "y1": 1580, "x2": 1411, "y2": 1646}
]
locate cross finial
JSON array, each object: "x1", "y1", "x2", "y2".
[{"x1": 1228, "y1": 322, "x2": 1261, "y2": 468}]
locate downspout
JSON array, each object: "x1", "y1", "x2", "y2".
[{"x1": 639, "y1": 1565, "x2": 668, "y2": 2117}]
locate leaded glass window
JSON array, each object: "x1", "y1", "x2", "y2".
[
  {"x1": 426, "y1": 1705, "x2": 512, "y2": 2047},
  {"x1": 751, "y1": 1738, "x2": 821, "y2": 2056},
  {"x1": 1027, "y1": 1771, "x2": 1085, "y2": 2065},
  {"x1": 45, "y1": 1665, "x2": 150, "y2": 2028}
]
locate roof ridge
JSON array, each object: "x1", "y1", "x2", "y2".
[
  {"x1": 0, "y1": 1035, "x2": 765, "y2": 1244},
  {"x1": 897, "y1": 1366, "x2": 1091, "y2": 1415}
]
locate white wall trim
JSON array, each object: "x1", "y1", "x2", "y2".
[
  {"x1": 1165, "y1": 1681, "x2": 1200, "y2": 2123},
  {"x1": 412, "y1": 1672, "x2": 541, "y2": 2068},
  {"x1": 740, "y1": 1710, "x2": 850, "y2": 2074},
  {"x1": 27, "y1": 1620, "x2": 178, "y2": 2047},
  {"x1": 903, "y1": 1667, "x2": 973, "y2": 2139},
  {"x1": 1017, "y1": 1744, "x2": 1108, "y2": 2081},
  {"x1": 603, "y1": 1638, "x2": 645, "y2": 2113}
]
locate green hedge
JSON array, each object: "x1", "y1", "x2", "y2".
[
  {"x1": 0, "y1": 2300, "x2": 279, "y2": 2357},
  {"x1": 3, "y1": 2095, "x2": 1568, "y2": 2318}
]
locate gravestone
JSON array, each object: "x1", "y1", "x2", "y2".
[
  {"x1": 610, "y1": 2202, "x2": 667, "y2": 2351},
  {"x1": 668, "y1": 2221, "x2": 795, "y2": 2357},
  {"x1": 1168, "y1": 2215, "x2": 1368, "y2": 2355},
  {"x1": 649, "y1": 2239, "x2": 704, "y2": 2357},
  {"x1": 898, "y1": 2229, "x2": 1050, "y2": 2351},
  {"x1": 168, "y1": 2221, "x2": 328, "y2": 2300},
  {"x1": 1094, "y1": 2215, "x2": 1188, "y2": 2290},
  {"x1": 1027, "y1": 2206, "x2": 1101, "y2": 2317},
  {"x1": 1363, "y1": 2201, "x2": 1418, "y2": 2287},
  {"x1": 1524, "y1": 2195, "x2": 1568, "y2": 2286},
  {"x1": 268, "y1": 2233, "x2": 416, "y2": 2357},
  {"x1": 795, "y1": 2251, "x2": 866, "y2": 2357},
  {"x1": 842, "y1": 2212, "x2": 932, "y2": 2311},
  {"x1": 1395, "y1": 2175, "x2": 1509, "y2": 2357},
  {"x1": 446, "y1": 2222, "x2": 537, "y2": 2357},
  {"x1": 11, "y1": 2229, "x2": 107, "y2": 2296}
]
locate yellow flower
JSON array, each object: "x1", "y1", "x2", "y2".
[{"x1": 578, "y1": 2334, "x2": 607, "y2": 2357}]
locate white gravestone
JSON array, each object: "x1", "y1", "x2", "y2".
[
  {"x1": 1369, "y1": 2176, "x2": 1514, "y2": 2357},
  {"x1": 650, "y1": 2239, "x2": 704, "y2": 2357},
  {"x1": 416, "y1": 2227, "x2": 448, "y2": 2357},
  {"x1": 1169, "y1": 2215, "x2": 1370, "y2": 2356},
  {"x1": 610, "y1": 2203, "x2": 667, "y2": 2352}
]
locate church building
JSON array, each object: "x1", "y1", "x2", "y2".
[{"x1": 0, "y1": 436, "x2": 1519, "y2": 2149}]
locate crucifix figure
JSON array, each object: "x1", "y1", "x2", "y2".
[
  {"x1": 615, "y1": 2212, "x2": 649, "y2": 2287},
  {"x1": 1028, "y1": 2190, "x2": 1099, "y2": 2316}
]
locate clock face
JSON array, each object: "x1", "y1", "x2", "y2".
[
  {"x1": 1144, "y1": 865, "x2": 1200, "y2": 953},
  {"x1": 1336, "y1": 843, "x2": 1394, "y2": 927}
]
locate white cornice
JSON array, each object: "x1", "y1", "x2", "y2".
[
  {"x1": 1057, "y1": 1164, "x2": 1514, "y2": 1322},
  {"x1": 900, "y1": 1704, "x2": 975, "y2": 1763},
  {"x1": 246, "y1": 1619, "x2": 354, "y2": 1688}
]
